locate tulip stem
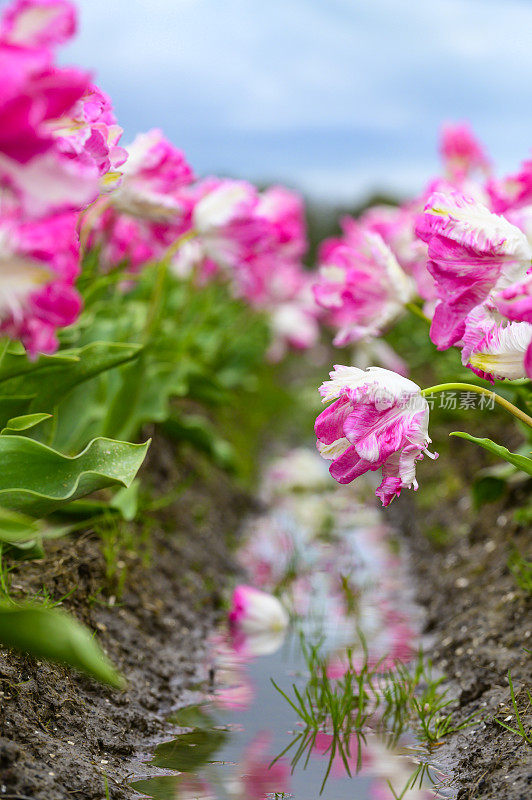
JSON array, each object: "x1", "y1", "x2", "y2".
[
  {"x1": 405, "y1": 302, "x2": 431, "y2": 324},
  {"x1": 421, "y1": 383, "x2": 532, "y2": 429},
  {"x1": 143, "y1": 229, "x2": 197, "y2": 342},
  {"x1": 0, "y1": 338, "x2": 10, "y2": 370},
  {"x1": 161, "y1": 228, "x2": 196, "y2": 262}
]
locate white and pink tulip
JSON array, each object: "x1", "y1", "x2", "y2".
[{"x1": 315, "y1": 366, "x2": 436, "y2": 507}]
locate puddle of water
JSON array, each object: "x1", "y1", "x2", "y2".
[{"x1": 130, "y1": 448, "x2": 456, "y2": 800}]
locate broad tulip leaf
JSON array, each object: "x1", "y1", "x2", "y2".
[
  {"x1": 109, "y1": 481, "x2": 140, "y2": 521},
  {"x1": 450, "y1": 432, "x2": 532, "y2": 476},
  {"x1": 0, "y1": 507, "x2": 70, "y2": 559},
  {"x1": 0, "y1": 602, "x2": 124, "y2": 687},
  {"x1": 0, "y1": 396, "x2": 34, "y2": 428},
  {"x1": 0, "y1": 341, "x2": 142, "y2": 413},
  {"x1": 0, "y1": 348, "x2": 78, "y2": 384},
  {"x1": 0, "y1": 435, "x2": 150, "y2": 517},
  {"x1": 1, "y1": 413, "x2": 52, "y2": 434}
]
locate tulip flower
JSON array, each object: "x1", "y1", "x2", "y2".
[
  {"x1": 0, "y1": 0, "x2": 76, "y2": 49},
  {"x1": 0, "y1": 0, "x2": 123, "y2": 216},
  {"x1": 417, "y1": 190, "x2": 532, "y2": 350},
  {"x1": 461, "y1": 307, "x2": 532, "y2": 382},
  {"x1": 255, "y1": 185, "x2": 307, "y2": 261},
  {"x1": 111, "y1": 129, "x2": 194, "y2": 222},
  {"x1": 0, "y1": 210, "x2": 81, "y2": 354},
  {"x1": 439, "y1": 121, "x2": 490, "y2": 181},
  {"x1": 315, "y1": 366, "x2": 436, "y2": 506},
  {"x1": 313, "y1": 231, "x2": 414, "y2": 347}
]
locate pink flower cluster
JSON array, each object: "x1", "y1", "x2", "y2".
[
  {"x1": 314, "y1": 122, "x2": 532, "y2": 384},
  {"x1": 315, "y1": 123, "x2": 532, "y2": 503},
  {"x1": 0, "y1": 0, "x2": 320, "y2": 359},
  {"x1": 0, "y1": 0, "x2": 126, "y2": 354}
]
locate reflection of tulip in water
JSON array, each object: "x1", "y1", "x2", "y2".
[
  {"x1": 174, "y1": 734, "x2": 289, "y2": 800},
  {"x1": 229, "y1": 585, "x2": 289, "y2": 656}
]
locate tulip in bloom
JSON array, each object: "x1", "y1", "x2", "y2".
[
  {"x1": 111, "y1": 129, "x2": 194, "y2": 222},
  {"x1": 0, "y1": 211, "x2": 81, "y2": 354},
  {"x1": 255, "y1": 185, "x2": 307, "y2": 261},
  {"x1": 0, "y1": 39, "x2": 99, "y2": 215},
  {"x1": 313, "y1": 230, "x2": 413, "y2": 346},
  {"x1": 461, "y1": 302, "x2": 532, "y2": 382},
  {"x1": 439, "y1": 122, "x2": 490, "y2": 181},
  {"x1": 315, "y1": 366, "x2": 436, "y2": 506},
  {"x1": 417, "y1": 191, "x2": 532, "y2": 350},
  {"x1": 0, "y1": 0, "x2": 76, "y2": 49},
  {"x1": 229, "y1": 585, "x2": 289, "y2": 656},
  {"x1": 495, "y1": 273, "x2": 532, "y2": 324},
  {"x1": 189, "y1": 178, "x2": 271, "y2": 278},
  {"x1": 487, "y1": 157, "x2": 532, "y2": 214},
  {"x1": 52, "y1": 85, "x2": 128, "y2": 193},
  {"x1": 356, "y1": 203, "x2": 435, "y2": 304}
]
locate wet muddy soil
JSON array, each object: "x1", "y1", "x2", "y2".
[
  {"x1": 395, "y1": 432, "x2": 531, "y2": 800},
  {"x1": 0, "y1": 430, "x2": 530, "y2": 800},
  {"x1": 0, "y1": 436, "x2": 253, "y2": 800}
]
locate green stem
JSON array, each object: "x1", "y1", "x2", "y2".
[
  {"x1": 142, "y1": 229, "x2": 197, "y2": 343},
  {"x1": 421, "y1": 382, "x2": 532, "y2": 429},
  {"x1": 405, "y1": 302, "x2": 430, "y2": 324},
  {"x1": 0, "y1": 337, "x2": 10, "y2": 370}
]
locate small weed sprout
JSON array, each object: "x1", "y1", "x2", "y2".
[
  {"x1": 272, "y1": 638, "x2": 480, "y2": 794},
  {"x1": 508, "y1": 549, "x2": 532, "y2": 594},
  {"x1": 494, "y1": 671, "x2": 532, "y2": 745}
]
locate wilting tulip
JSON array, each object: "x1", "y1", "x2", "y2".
[
  {"x1": 315, "y1": 366, "x2": 436, "y2": 506},
  {"x1": 417, "y1": 190, "x2": 532, "y2": 350},
  {"x1": 229, "y1": 585, "x2": 289, "y2": 656}
]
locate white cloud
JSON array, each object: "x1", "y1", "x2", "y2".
[{"x1": 11, "y1": 0, "x2": 532, "y2": 196}]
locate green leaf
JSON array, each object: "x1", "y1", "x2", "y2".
[
  {"x1": 161, "y1": 414, "x2": 236, "y2": 471},
  {"x1": 0, "y1": 507, "x2": 70, "y2": 559},
  {"x1": 450, "y1": 432, "x2": 532, "y2": 476},
  {"x1": 1, "y1": 413, "x2": 52, "y2": 434},
  {"x1": 0, "y1": 341, "x2": 142, "y2": 413},
  {"x1": 0, "y1": 435, "x2": 150, "y2": 517},
  {"x1": 0, "y1": 396, "x2": 34, "y2": 428},
  {"x1": 0, "y1": 602, "x2": 123, "y2": 687},
  {"x1": 0, "y1": 506, "x2": 41, "y2": 542},
  {"x1": 110, "y1": 481, "x2": 140, "y2": 521}
]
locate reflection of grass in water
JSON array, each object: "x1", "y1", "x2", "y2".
[{"x1": 271, "y1": 636, "x2": 479, "y2": 795}]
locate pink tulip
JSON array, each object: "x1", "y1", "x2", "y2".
[
  {"x1": 0, "y1": 0, "x2": 76, "y2": 50},
  {"x1": 315, "y1": 366, "x2": 436, "y2": 507},
  {"x1": 0, "y1": 210, "x2": 81, "y2": 355},
  {"x1": 313, "y1": 230, "x2": 413, "y2": 347},
  {"x1": 417, "y1": 190, "x2": 532, "y2": 350},
  {"x1": 439, "y1": 121, "x2": 490, "y2": 181}
]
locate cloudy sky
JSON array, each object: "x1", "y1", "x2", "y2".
[{"x1": 54, "y1": 0, "x2": 532, "y2": 202}]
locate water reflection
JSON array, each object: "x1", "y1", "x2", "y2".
[{"x1": 131, "y1": 448, "x2": 453, "y2": 800}]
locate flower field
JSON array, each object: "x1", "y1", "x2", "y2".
[{"x1": 0, "y1": 1, "x2": 530, "y2": 799}]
